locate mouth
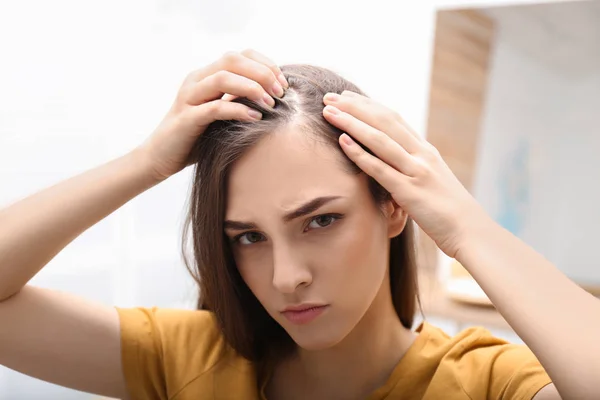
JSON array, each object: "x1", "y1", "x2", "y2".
[{"x1": 281, "y1": 304, "x2": 329, "y2": 325}]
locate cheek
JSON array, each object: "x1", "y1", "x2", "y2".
[
  {"x1": 234, "y1": 249, "x2": 272, "y2": 299},
  {"x1": 330, "y1": 215, "x2": 389, "y2": 289}
]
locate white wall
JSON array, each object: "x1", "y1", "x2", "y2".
[
  {"x1": 473, "y1": 6, "x2": 600, "y2": 285},
  {"x1": 0, "y1": 0, "x2": 571, "y2": 398},
  {"x1": 553, "y1": 71, "x2": 600, "y2": 284}
]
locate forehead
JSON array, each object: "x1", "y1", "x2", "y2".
[{"x1": 226, "y1": 125, "x2": 361, "y2": 218}]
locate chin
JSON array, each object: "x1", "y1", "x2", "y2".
[
  {"x1": 289, "y1": 332, "x2": 344, "y2": 351},
  {"x1": 283, "y1": 320, "x2": 352, "y2": 351}
]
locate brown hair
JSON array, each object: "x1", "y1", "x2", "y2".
[{"x1": 182, "y1": 64, "x2": 420, "y2": 377}]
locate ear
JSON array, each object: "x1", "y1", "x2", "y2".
[{"x1": 383, "y1": 199, "x2": 408, "y2": 238}]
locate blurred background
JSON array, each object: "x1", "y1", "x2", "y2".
[{"x1": 0, "y1": 0, "x2": 598, "y2": 398}]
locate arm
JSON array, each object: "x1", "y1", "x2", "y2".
[
  {"x1": 1, "y1": 287, "x2": 128, "y2": 398},
  {"x1": 0, "y1": 150, "x2": 159, "y2": 399},
  {"x1": 0, "y1": 150, "x2": 158, "y2": 301},
  {"x1": 0, "y1": 49, "x2": 287, "y2": 398},
  {"x1": 321, "y1": 91, "x2": 599, "y2": 400},
  {"x1": 456, "y1": 212, "x2": 600, "y2": 399}
]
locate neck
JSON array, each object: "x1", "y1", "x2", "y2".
[{"x1": 268, "y1": 276, "x2": 417, "y2": 400}]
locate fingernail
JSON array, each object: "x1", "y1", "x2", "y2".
[
  {"x1": 324, "y1": 105, "x2": 339, "y2": 115},
  {"x1": 277, "y1": 73, "x2": 288, "y2": 89},
  {"x1": 324, "y1": 93, "x2": 339, "y2": 102},
  {"x1": 272, "y1": 81, "x2": 284, "y2": 98},
  {"x1": 340, "y1": 134, "x2": 354, "y2": 146},
  {"x1": 263, "y1": 93, "x2": 275, "y2": 108},
  {"x1": 248, "y1": 109, "x2": 263, "y2": 120}
]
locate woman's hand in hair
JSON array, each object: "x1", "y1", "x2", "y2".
[
  {"x1": 322, "y1": 91, "x2": 489, "y2": 259},
  {"x1": 325, "y1": 92, "x2": 600, "y2": 400},
  {"x1": 137, "y1": 49, "x2": 288, "y2": 182}
]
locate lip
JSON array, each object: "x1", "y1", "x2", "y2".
[{"x1": 281, "y1": 304, "x2": 329, "y2": 325}]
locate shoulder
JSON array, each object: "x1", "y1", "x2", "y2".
[
  {"x1": 115, "y1": 307, "x2": 256, "y2": 399},
  {"x1": 117, "y1": 307, "x2": 223, "y2": 351},
  {"x1": 419, "y1": 322, "x2": 553, "y2": 400}
]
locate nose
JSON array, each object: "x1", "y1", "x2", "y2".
[{"x1": 272, "y1": 244, "x2": 312, "y2": 294}]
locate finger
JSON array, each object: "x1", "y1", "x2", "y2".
[
  {"x1": 325, "y1": 91, "x2": 423, "y2": 153},
  {"x1": 323, "y1": 105, "x2": 419, "y2": 176},
  {"x1": 240, "y1": 49, "x2": 288, "y2": 89},
  {"x1": 187, "y1": 99, "x2": 263, "y2": 127},
  {"x1": 342, "y1": 90, "x2": 422, "y2": 138},
  {"x1": 221, "y1": 93, "x2": 238, "y2": 102},
  {"x1": 197, "y1": 51, "x2": 284, "y2": 99},
  {"x1": 337, "y1": 90, "x2": 422, "y2": 150},
  {"x1": 188, "y1": 71, "x2": 275, "y2": 108},
  {"x1": 338, "y1": 133, "x2": 409, "y2": 195}
]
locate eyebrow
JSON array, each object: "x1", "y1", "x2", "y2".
[{"x1": 223, "y1": 196, "x2": 343, "y2": 231}]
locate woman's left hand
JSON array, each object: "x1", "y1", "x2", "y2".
[
  {"x1": 323, "y1": 92, "x2": 600, "y2": 400},
  {"x1": 322, "y1": 90, "x2": 490, "y2": 258}
]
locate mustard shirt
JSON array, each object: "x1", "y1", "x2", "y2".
[{"x1": 116, "y1": 307, "x2": 552, "y2": 400}]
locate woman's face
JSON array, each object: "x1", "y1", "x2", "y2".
[{"x1": 225, "y1": 126, "x2": 406, "y2": 350}]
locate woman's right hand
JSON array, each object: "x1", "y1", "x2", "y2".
[{"x1": 137, "y1": 49, "x2": 289, "y2": 182}]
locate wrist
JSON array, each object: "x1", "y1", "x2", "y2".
[
  {"x1": 128, "y1": 146, "x2": 169, "y2": 186},
  {"x1": 452, "y1": 205, "x2": 498, "y2": 263}
]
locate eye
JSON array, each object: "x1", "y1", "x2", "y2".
[
  {"x1": 306, "y1": 214, "x2": 342, "y2": 230},
  {"x1": 235, "y1": 231, "x2": 265, "y2": 246}
]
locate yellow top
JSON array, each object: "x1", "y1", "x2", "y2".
[{"x1": 116, "y1": 307, "x2": 552, "y2": 400}]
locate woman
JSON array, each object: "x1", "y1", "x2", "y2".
[{"x1": 0, "y1": 50, "x2": 598, "y2": 400}]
